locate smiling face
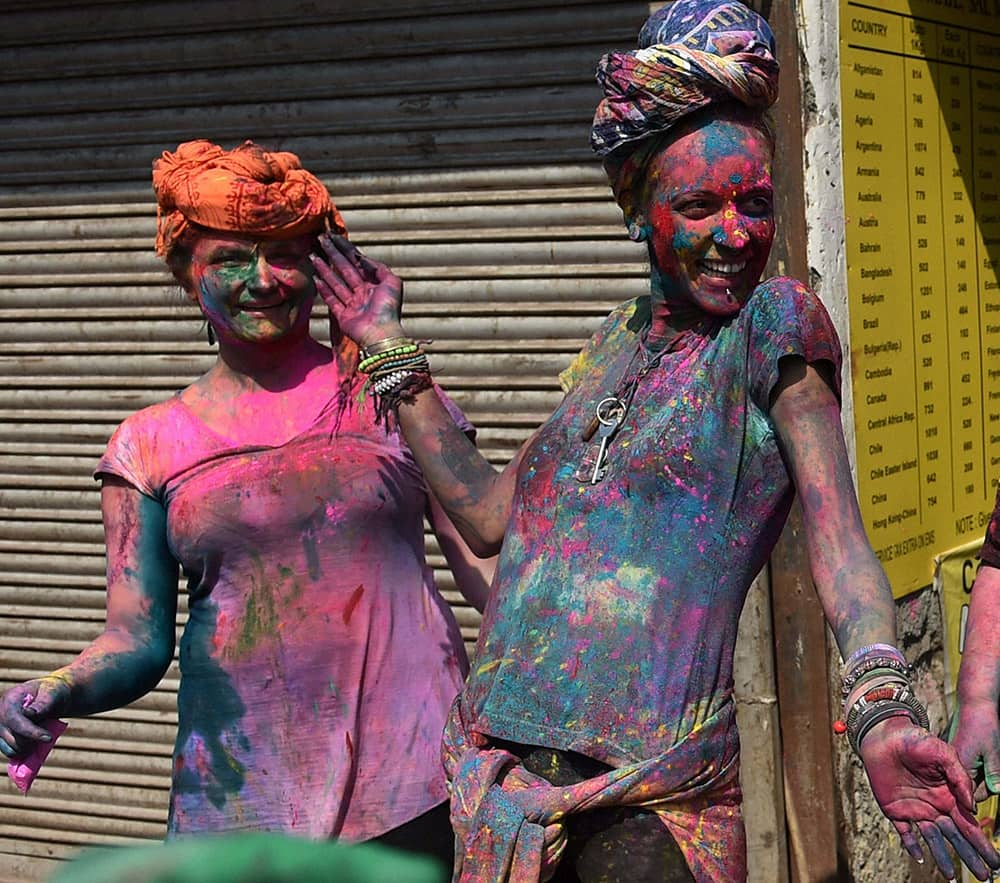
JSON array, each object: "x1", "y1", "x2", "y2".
[
  {"x1": 183, "y1": 231, "x2": 317, "y2": 345},
  {"x1": 640, "y1": 112, "x2": 775, "y2": 317}
]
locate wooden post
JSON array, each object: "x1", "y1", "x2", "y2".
[{"x1": 760, "y1": 1, "x2": 843, "y2": 880}]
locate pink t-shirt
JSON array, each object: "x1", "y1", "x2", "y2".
[{"x1": 96, "y1": 371, "x2": 470, "y2": 841}]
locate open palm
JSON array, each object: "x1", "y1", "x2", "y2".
[
  {"x1": 860, "y1": 718, "x2": 999, "y2": 880},
  {"x1": 310, "y1": 234, "x2": 404, "y2": 347}
]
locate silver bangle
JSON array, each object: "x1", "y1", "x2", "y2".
[
  {"x1": 848, "y1": 693, "x2": 930, "y2": 754},
  {"x1": 841, "y1": 656, "x2": 911, "y2": 697}
]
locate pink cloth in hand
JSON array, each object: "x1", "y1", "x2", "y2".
[{"x1": 7, "y1": 718, "x2": 67, "y2": 794}]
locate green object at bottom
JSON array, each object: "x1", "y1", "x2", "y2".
[{"x1": 49, "y1": 833, "x2": 446, "y2": 883}]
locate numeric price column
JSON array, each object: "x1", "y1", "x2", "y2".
[
  {"x1": 971, "y1": 32, "x2": 1000, "y2": 489},
  {"x1": 905, "y1": 18, "x2": 948, "y2": 529},
  {"x1": 936, "y1": 24, "x2": 982, "y2": 530}
]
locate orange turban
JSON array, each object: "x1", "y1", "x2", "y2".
[{"x1": 152, "y1": 139, "x2": 347, "y2": 256}]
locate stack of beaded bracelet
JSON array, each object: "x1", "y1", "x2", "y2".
[
  {"x1": 836, "y1": 643, "x2": 929, "y2": 754},
  {"x1": 358, "y1": 336, "x2": 433, "y2": 426}
]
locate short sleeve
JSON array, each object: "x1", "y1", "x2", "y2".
[
  {"x1": 560, "y1": 341, "x2": 598, "y2": 395},
  {"x1": 979, "y1": 483, "x2": 1000, "y2": 569},
  {"x1": 559, "y1": 299, "x2": 643, "y2": 393},
  {"x1": 95, "y1": 411, "x2": 161, "y2": 498},
  {"x1": 745, "y1": 276, "x2": 843, "y2": 413}
]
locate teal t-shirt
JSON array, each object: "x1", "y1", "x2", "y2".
[{"x1": 463, "y1": 277, "x2": 841, "y2": 765}]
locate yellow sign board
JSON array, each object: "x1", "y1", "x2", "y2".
[{"x1": 841, "y1": 1, "x2": 1000, "y2": 596}]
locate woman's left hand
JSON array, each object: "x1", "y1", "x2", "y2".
[
  {"x1": 950, "y1": 697, "x2": 1000, "y2": 803},
  {"x1": 310, "y1": 233, "x2": 405, "y2": 347},
  {"x1": 859, "y1": 716, "x2": 1000, "y2": 880}
]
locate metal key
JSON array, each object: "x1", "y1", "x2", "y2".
[{"x1": 590, "y1": 397, "x2": 626, "y2": 484}]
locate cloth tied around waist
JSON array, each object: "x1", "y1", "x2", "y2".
[{"x1": 442, "y1": 698, "x2": 744, "y2": 883}]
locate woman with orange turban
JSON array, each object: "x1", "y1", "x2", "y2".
[{"x1": 0, "y1": 139, "x2": 489, "y2": 871}]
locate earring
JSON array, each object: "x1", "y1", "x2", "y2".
[
  {"x1": 206, "y1": 323, "x2": 216, "y2": 346},
  {"x1": 627, "y1": 221, "x2": 648, "y2": 242}
]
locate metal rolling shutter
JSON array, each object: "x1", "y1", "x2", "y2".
[{"x1": 0, "y1": 2, "x2": 652, "y2": 878}]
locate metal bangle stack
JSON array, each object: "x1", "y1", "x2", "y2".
[{"x1": 839, "y1": 643, "x2": 929, "y2": 754}]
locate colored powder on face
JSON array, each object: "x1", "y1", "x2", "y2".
[
  {"x1": 638, "y1": 119, "x2": 775, "y2": 321},
  {"x1": 671, "y1": 229, "x2": 700, "y2": 253}
]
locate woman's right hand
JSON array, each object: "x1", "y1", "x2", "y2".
[
  {"x1": 310, "y1": 234, "x2": 406, "y2": 347},
  {"x1": 0, "y1": 677, "x2": 70, "y2": 759},
  {"x1": 860, "y1": 716, "x2": 1000, "y2": 880}
]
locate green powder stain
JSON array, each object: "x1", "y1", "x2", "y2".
[
  {"x1": 235, "y1": 555, "x2": 277, "y2": 656},
  {"x1": 238, "y1": 581, "x2": 278, "y2": 656},
  {"x1": 173, "y1": 600, "x2": 248, "y2": 813}
]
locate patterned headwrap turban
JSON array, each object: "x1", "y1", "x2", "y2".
[
  {"x1": 591, "y1": 0, "x2": 780, "y2": 224},
  {"x1": 152, "y1": 139, "x2": 347, "y2": 257}
]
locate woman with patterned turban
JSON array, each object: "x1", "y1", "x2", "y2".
[
  {"x1": 327, "y1": 2, "x2": 996, "y2": 879},
  {"x1": 0, "y1": 139, "x2": 491, "y2": 871}
]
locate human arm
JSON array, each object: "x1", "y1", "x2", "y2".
[
  {"x1": 309, "y1": 233, "x2": 527, "y2": 556},
  {"x1": 0, "y1": 476, "x2": 178, "y2": 758},
  {"x1": 771, "y1": 356, "x2": 1000, "y2": 880},
  {"x1": 770, "y1": 356, "x2": 895, "y2": 656},
  {"x1": 427, "y1": 492, "x2": 495, "y2": 613},
  {"x1": 951, "y1": 563, "x2": 1000, "y2": 799},
  {"x1": 423, "y1": 391, "x2": 496, "y2": 612}
]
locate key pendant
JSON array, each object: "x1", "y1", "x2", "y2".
[{"x1": 584, "y1": 397, "x2": 626, "y2": 485}]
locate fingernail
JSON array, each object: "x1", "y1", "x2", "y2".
[{"x1": 40, "y1": 734, "x2": 51, "y2": 742}]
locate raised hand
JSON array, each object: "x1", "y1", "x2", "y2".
[
  {"x1": 310, "y1": 234, "x2": 405, "y2": 347},
  {"x1": 860, "y1": 716, "x2": 1000, "y2": 880},
  {"x1": 0, "y1": 677, "x2": 70, "y2": 759}
]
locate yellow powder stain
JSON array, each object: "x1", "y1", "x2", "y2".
[
  {"x1": 614, "y1": 562, "x2": 656, "y2": 587},
  {"x1": 476, "y1": 658, "x2": 511, "y2": 676}
]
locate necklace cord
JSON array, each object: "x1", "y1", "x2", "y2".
[{"x1": 581, "y1": 330, "x2": 669, "y2": 442}]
